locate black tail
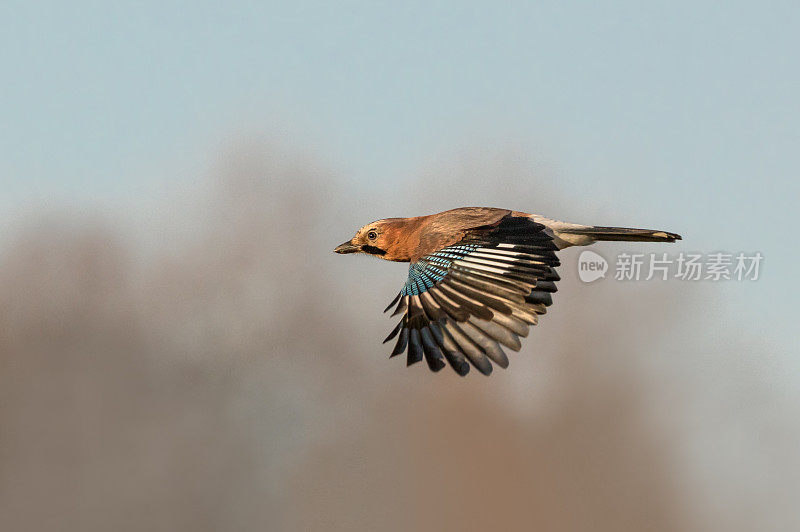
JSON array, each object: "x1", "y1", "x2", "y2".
[{"x1": 561, "y1": 226, "x2": 682, "y2": 243}]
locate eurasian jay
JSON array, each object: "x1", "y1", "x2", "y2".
[{"x1": 334, "y1": 207, "x2": 680, "y2": 376}]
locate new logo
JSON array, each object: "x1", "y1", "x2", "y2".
[{"x1": 578, "y1": 250, "x2": 608, "y2": 283}]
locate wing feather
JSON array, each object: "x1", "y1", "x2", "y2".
[
  {"x1": 407, "y1": 328, "x2": 424, "y2": 366},
  {"x1": 419, "y1": 326, "x2": 446, "y2": 372},
  {"x1": 460, "y1": 320, "x2": 509, "y2": 368},
  {"x1": 441, "y1": 318, "x2": 493, "y2": 375},
  {"x1": 390, "y1": 327, "x2": 408, "y2": 357},
  {"x1": 430, "y1": 321, "x2": 470, "y2": 375},
  {"x1": 469, "y1": 316, "x2": 522, "y2": 351}
]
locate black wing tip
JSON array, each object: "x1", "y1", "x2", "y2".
[
  {"x1": 390, "y1": 328, "x2": 408, "y2": 357},
  {"x1": 383, "y1": 321, "x2": 403, "y2": 343},
  {"x1": 425, "y1": 358, "x2": 447, "y2": 372},
  {"x1": 475, "y1": 363, "x2": 493, "y2": 376},
  {"x1": 384, "y1": 292, "x2": 402, "y2": 313},
  {"x1": 453, "y1": 362, "x2": 470, "y2": 376}
]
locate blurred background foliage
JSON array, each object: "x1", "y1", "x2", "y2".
[{"x1": 0, "y1": 144, "x2": 796, "y2": 531}]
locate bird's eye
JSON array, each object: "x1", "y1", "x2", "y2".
[{"x1": 367, "y1": 230, "x2": 378, "y2": 240}]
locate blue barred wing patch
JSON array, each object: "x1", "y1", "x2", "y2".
[{"x1": 401, "y1": 244, "x2": 481, "y2": 296}]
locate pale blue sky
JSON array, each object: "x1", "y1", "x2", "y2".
[{"x1": 2, "y1": 1, "x2": 798, "y2": 349}]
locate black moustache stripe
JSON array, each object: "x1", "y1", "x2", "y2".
[{"x1": 361, "y1": 245, "x2": 387, "y2": 256}]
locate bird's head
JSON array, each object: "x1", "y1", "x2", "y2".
[{"x1": 334, "y1": 218, "x2": 415, "y2": 261}]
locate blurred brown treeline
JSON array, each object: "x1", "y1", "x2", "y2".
[{"x1": 0, "y1": 142, "x2": 796, "y2": 531}]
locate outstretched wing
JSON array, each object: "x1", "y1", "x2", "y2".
[{"x1": 383, "y1": 216, "x2": 560, "y2": 376}]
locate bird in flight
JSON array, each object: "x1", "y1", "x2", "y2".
[{"x1": 335, "y1": 207, "x2": 681, "y2": 376}]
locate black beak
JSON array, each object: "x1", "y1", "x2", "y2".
[{"x1": 334, "y1": 240, "x2": 360, "y2": 254}]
